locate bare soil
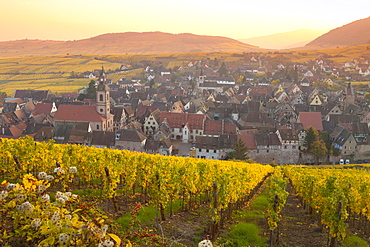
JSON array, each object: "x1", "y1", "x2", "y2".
[{"x1": 278, "y1": 184, "x2": 329, "y2": 247}]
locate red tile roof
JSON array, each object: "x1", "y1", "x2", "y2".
[
  {"x1": 33, "y1": 103, "x2": 53, "y2": 115},
  {"x1": 203, "y1": 120, "x2": 222, "y2": 135},
  {"x1": 160, "y1": 112, "x2": 205, "y2": 130},
  {"x1": 237, "y1": 134, "x2": 257, "y2": 149},
  {"x1": 224, "y1": 122, "x2": 237, "y2": 135},
  {"x1": 54, "y1": 105, "x2": 106, "y2": 122},
  {"x1": 299, "y1": 112, "x2": 323, "y2": 131},
  {"x1": 7, "y1": 98, "x2": 25, "y2": 104}
]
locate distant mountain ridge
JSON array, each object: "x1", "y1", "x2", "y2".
[
  {"x1": 239, "y1": 29, "x2": 329, "y2": 49},
  {"x1": 306, "y1": 16, "x2": 370, "y2": 48},
  {"x1": 0, "y1": 32, "x2": 262, "y2": 57}
]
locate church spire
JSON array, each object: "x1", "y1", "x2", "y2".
[{"x1": 98, "y1": 66, "x2": 106, "y2": 84}]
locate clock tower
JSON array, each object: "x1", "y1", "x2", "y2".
[
  {"x1": 96, "y1": 67, "x2": 110, "y2": 117},
  {"x1": 96, "y1": 67, "x2": 114, "y2": 131}
]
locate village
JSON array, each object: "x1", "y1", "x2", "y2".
[{"x1": 1, "y1": 52, "x2": 370, "y2": 165}]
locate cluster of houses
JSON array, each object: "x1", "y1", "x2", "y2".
[{"x1": 1, "y1": 53, "x2": 370, "y2": 164}]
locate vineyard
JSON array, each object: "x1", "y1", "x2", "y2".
[{"x1": 1, "y1": 137, "x2": 370, "y2": 246}]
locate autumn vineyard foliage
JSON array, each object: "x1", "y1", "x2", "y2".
[{"x1": 1, "y1": 137, "x2": 370, "y2": 246}]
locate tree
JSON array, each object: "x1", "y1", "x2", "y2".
[
  {"x1": 228, "y1": 138, "x2": 249, "y2": 160},
  {"x1": 303, "y1": 126, "x2": 319, "y2": 151},
  {"x1": 78, "y1": 80, "x2": 96, "y2": 101},
  {"x1": 304, "y1": 126, "x2": 329, "y2": 162},
  {"x1": 149, "y1": 78, "x2": 155, "y2": 88},
  {"x1": 310, "y1": 140, "x2": 328, "y2": 162},
  {"x1": 0, "y1": 91, "x2": 7, "y2": 98},
  {"x1": 218, "y1": 62, "x2": 228, "y2": 77},
  {"x1": 86, "y1": 80, "x2": 97, "y2": 99}
]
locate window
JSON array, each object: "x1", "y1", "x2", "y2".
[
  {"x1": 214, "y1": 150, "x2": 216, "y2": 153},
  {"x1": 100, "y1": 108, "x2": 103, "y2": 112},
  {"x1": 284, "y1": 146, "x2": 287, "y2": 149},
  {"x1": 97, "y1": 124, "x2": 100, "y2": 130},
  {"x1": 206, "y1": 149, "x2": 209, "y2": 153},
  {"x1": 199, "y1": 149, "x2": 201, "y2": 152},
  {"x1": 99, "y1": 94, "x2": 103, "y2": 101},
  {"x1": 292, "y1": 146, "x2": 296, "y2": 149}
]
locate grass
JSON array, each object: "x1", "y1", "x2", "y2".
[
  {"x1": 224, "y1": 222, "x2": 266, "y2": 247},
  {"x1": 342, "y1": 235, "x2": 369, "y2": 247},
  {"x1": 116, "y1": 199, "x2": 182, "y2": 230},
  {"x1": 216, "y1": 187, "x2": 269, "y2": 246},
  {"x1": 72, "y1": 188, "x2": 103, "y2": 198}
]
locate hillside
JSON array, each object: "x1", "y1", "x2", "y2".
[
  {"x1": 239, "y1": 29, "x2": 329, "y2": 49},
  {"x1": 306, "y1": 16, "x2": 370, "y2": 49},
  {"x1": 0, "y1": 32, "x2": 262, "y2": 57}
]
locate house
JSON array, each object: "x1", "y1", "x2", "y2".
[
  {"x1": 237, "y1": 112, "x2": 275, "y2": 130},
  {"x1": 53, "y1": 122, "x2": 91, "y2": 144},
  {"x1": 276, "y1": 128, "x2": 300, "y2": 164},
  {"x1": 144, "y1": 138, "x2": 172, "y2": 155},
  {"x1": 195, "y1": 134, "x2": 238, "y2": 159},
  {"x1": 159, "y1": 112, "x2": 206, "y2": 143},
  {"x1": 115, "y1": 129, "x2": 147, "y2": 152},
  {"x1": 90, "y1": 131, "x2": 116, "y2": 148},
  {"x1": 2, "y1": 102, "x2": 21, "y2": 114},
  {"x1": 273, "y1": 103, "x2": 298, "y2": 125},
  {"x1": 54, "y1": 105, "x2": 111, "y2": 131},
  {"x1": 203, "y1": 119, "x2": 237, "y2": 137},
  {"x1": 337, "y1": 122, "x2": 369, "y2": 143},
  {"x1": 14, "y1": 90, "x2": 50, "y2": 102},
  {"x1": 170, "y1": 101, "x2": 184, "y2": 113},
  {"x1": 33, "y1": 127, "x2": 54, "y2": 142},
  {"x1": 298, "y1": 112, "x2": 323, "y2": 131},
  {"x1": 253, "y1": 133, "x2": 282, "y2": 164},
  {"x1": 153, "y1": 122, "x2": 171, "y2": 141},
  {"x1": 330, "y1": 126, "x2": 357, "y2": 157},
  {"x1": 111, "y1": 107, "x2": 127, "y2": 131},
  {"x1": 82, "y1": 71, "x2": 96, "y2": 79},
  {"x1": 143, "y1": 108, "x2": 161, "y2": 136},
  {"x1": 32, "y1": 102, "x2": 57, "y2": 116},
  {"x1": 321, "y1": 102, "x2": 342, "y2": 121},
  {"x1": 238, "y1": 134, "x2": 257, "y2": 156},
  {"x1": 0, "y1": 123, "x2": 27, "y2": 138},
  {"x1": 0, "y1": 111, "x2": 22, "y2": 127},
  {"x1": 304, "y1": 70, "x2": 314, "y2": 77},
  {"x1": 309, "y1": 94, "x2": 324, "y2": 106}
]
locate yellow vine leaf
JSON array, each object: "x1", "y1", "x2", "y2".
[{"x1": 108, "y1": 233, "x2": 121, "y2": 246}]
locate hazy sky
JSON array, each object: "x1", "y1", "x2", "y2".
[{"x1": 1, "y1": 0, "x2": 370, "y2": 41}]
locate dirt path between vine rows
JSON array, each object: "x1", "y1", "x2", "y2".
[{"x1": 278, "y1": 183, "x2": 328, "y2": 247}]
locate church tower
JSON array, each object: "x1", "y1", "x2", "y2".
[
  {"x1": 96, "y1": 67, "x2": 110, "y2": 117},
  {"x1": 343, "y1": 82, "x2": 355, "y2": 110},
  {"x1": 198, "y1": 68, "x2": 205, "y2": 87},
  {"x1": 96, "y1": 67, "x2": 114, "y2": 131}
]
